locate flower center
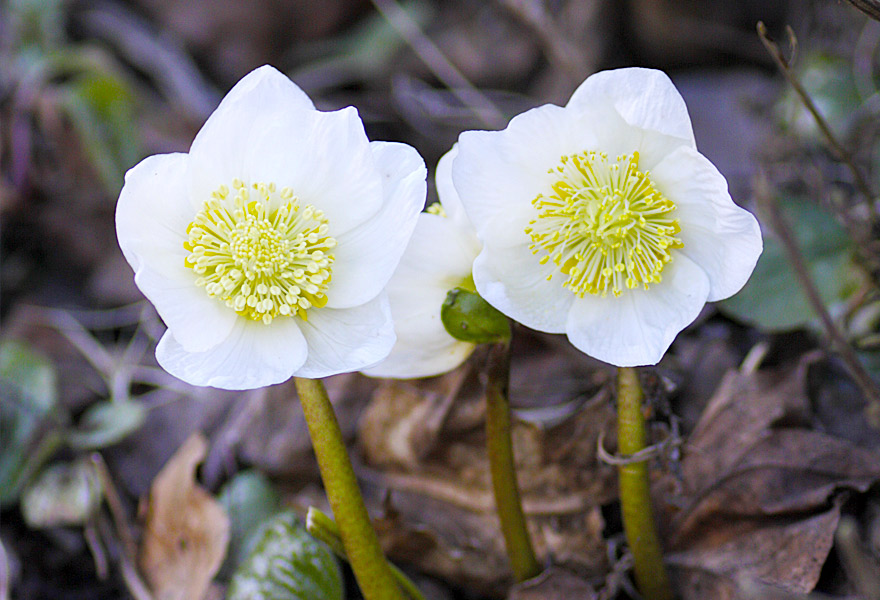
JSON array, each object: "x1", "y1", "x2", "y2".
[
  {"x1": 525, "y1": 151, "x2": 683, "y2": 298},
  {"x1": 184, "y1": 179, "x2": 336, "y2": 324}
]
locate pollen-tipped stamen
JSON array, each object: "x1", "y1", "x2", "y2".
[
  {"x1": 527, "y1": 151, "x2": 682, "y2": 298},
  {"x1": 184, "y1": 180, "x2": 337, "y2": 323}
]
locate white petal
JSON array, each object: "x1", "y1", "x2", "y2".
[
  {"x1": 435, "y1": 145, "x2": 469, "y2": 225},
  {"x1": 116, "y1": 153, "x2": 237, "y2": 351},
  {"x1": 453, "y1": 104, "x2": 586, "y2": 232},
  {"x1": 564, "y1": 253, "x2": 711, "y2": 366},
  {"x1": 567, "y1": 68, "x2": 696, "y2": 146},
  {"x1": 245, "y1": 106, "x2": 385, "y2": 236},
  {"x1": 364, "y1": 213, "x2": 479, "y2": 378},
  {"x1": 188, "y1": 66, "x2": 313, "y2": 174},
  {"x1": 156, "y1": 317, "x2": 309, "y2": 390},
  {"x1": 392, "y1": 213, "x2": 480, "y2": 286},
  {"x1": 190, "y1": 102, "x2": 385, "y2": 238},
  {"x1": 453, "y1": 101, "x2": 650, "y2": 237},
  {"x1": 224, "y1": 65, "x2": 316, "y2": 111},
  {"x1": 326, "y1": 141, "x2": 426, "y2": 309},
  {"x1": 362, "y1": 332, "x2": 475, "y2": 379},
  {"x1": 116, "y1": 153, "x2": 193, "y2": 273},
  {"x1": 473, "y1": 237, "x2": 573, "y2": 334},
  {"x1": 363, "y1": 267, "x2": 475, "y2": 378},
  {"x1": 651, "y1": 146, "x2": 763, "y2": 301},
  {"x1": 135, "y1": 265, "x2": 237, "y2": 352},
  {"x1": 294, "y1": 294, "x2": 396, "y2": 378}
]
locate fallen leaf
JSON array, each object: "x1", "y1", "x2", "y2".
[
  {"x1": 357, "y1": 332, "x2": 616, "y2": 595},
  {"x1": 658, "y1": 354, "x2": 880, "y2": 599},
  {"x1": 139, "y1": 433, "x2": 229, "y2": 600},
  {"x1": 507, "y1": 566, "x2": 597, "y2": 600}
]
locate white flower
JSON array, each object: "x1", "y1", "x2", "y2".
[
  {"x1": 362, "y1": 146, "x2": 482, "y2": 378},
  {"x1": 116, "y1": 66, "x2": 426, "y2": 389},
  {"x1": 451, "y1": 67, "x2": 762, "y2": 367}
]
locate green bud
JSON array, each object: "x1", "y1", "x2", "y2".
[{"x1": 441, "y1": 288, "x2": 511, "y2": 344}]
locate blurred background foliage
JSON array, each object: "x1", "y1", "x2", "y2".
[{"x1": 2, "y1": 0, "x2": 880, "y2": 599}]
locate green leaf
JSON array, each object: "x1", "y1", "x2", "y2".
[
  {"x1": 441, "y1": 288, "x2": 511, "y2": 344},
  {"x1": 0, "y1": 340, "x2": 62, "y2": 507},
  {"x1": 21, "y1": 458, "x2": 102, "y2": 528},
  {"x1": 720, "y1": 198, "x2": 854, "y2": 331},
  {"x1": 59, "y1": 68, "x2": 140, "y2": 196},
  {"x1": 217, "y1": 470, "x2": 281, "y2": 576},
  {"x1": 227, "y1": 511, "x2": 343, "y2": 600},
  {"x1": 777, "y1": 52, "x2": 861, "y2": 142},
  {"x1": 66, "y1": 400, "x2": 146, "y2": 450},
  {"x1": 8, "y1": 0, "x2": 65, "y2": 50}
]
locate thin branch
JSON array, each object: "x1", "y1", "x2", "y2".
[
  {"x1": 755, "y1": 175, "x2": 880, "y2": 423},
  {"x1": 757, "y1": 22, "x2": 879, "y2": 222},
  {"x1": 496, "y1": 0, "x2": 593, "y2": 84},
  {"x1": 844, "y1": 0, "x2": 880, "y2": 22},
  {"x1": 370, "y1": 0, "x2": 507, "y2": 130}
]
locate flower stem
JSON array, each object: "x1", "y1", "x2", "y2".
[
  {"x1": 617, "y1": 367, "x2": 673, "y2": 600},
  {"x1": 294, "y1": 377, "x2": 403, "y2": 600},
  {"x1": 306, "y1": 507, "x2": 427, "y2": 600},
  {"x1": 485, "y1": 341, "x2": 542, "y2": 582}
]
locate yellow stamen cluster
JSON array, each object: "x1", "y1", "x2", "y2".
[
  {"x1": 184, "y1": 179, "x2": 336, "y2": 324},
  {"x1": 525, "y1": 151, "x2": 683, "y2": 298},
  {"x1": 426, "y1": 202, "x2": 447, "y2": 217}
]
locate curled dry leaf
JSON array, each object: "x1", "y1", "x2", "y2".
[
  {"x1": 658, "y1": 353, "x2": 880, "y2": 599},
  {"x1": 139, "y1": 432, "x2": 229, "y2": 600}
]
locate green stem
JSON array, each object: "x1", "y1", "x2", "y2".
[
  {"x1": 617, "y1": 367, "x2": 673, "y2": 600},
  {"x1": 294, "y1": 377, "x2": 402, "y2": 600},
  {"x1": 307, "y1": 507, "x2": 427, "y2": 600},
  {"x1": 485, "y1": 341, "x2": 542, "y2": 582}
]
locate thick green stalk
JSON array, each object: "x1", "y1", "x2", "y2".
[
  {"x1": 617, "y1": 367, "x2": 673, "y2": 600},
  {"x1": 485, "y1": 341, "x2": 541, "y2": 582},
  {"x1": 306, "y1": 507, "x2": 427, "y2": 600},
  {"x1": 294, "y1": 377, "x2": 402, "y2": 600}
]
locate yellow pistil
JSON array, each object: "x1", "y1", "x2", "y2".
[
  {"x1": 184, "y1": 179, "x2": 337, "y2": 324},
  {"x1": 525, "y1": 151, "x2": 683, "y2": 298}
]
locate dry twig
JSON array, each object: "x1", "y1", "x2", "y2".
[
  {"x1": 757, "y1": 22, "x2": 879, "y2": 222},
  {"x1": 370, "y1": 0, "x2": 507, "y2": 129},
  {"x1": 845, "y1": 0, "x2": 880, "y2": 22},
  {"x1": 755, "y1": 175, "x2": 880, "y2": 424}
]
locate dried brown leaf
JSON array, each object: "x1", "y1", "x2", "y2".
[
  {"x1": 356, "y1": 335, "x2": 616, "y2": 594},
  {"x1": 507, "y1": 566, "x2": 598, "y2": 600},
  {"x1": 237, "y1": 373, "x2": 373, "y2": 477},
  {"x1": 139, "y1": 433, "x2": 229, "y2": 600},
  {"x1": 659, "y1": 354, "x2": 880, "y2": 599}
]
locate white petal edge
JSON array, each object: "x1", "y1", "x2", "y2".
[
  {"x1": 651, "y1": 146, "x2": 763, "y2": 301},
  {"x1": 435, "y1": 145, "x2": 470, "y2": 226},
  {"x1": 240, "y1": 106, "x2": 385, "y2": 237},
  {"x1": 325, "y1": 141, "x2": 426, "y2": 309},
  {"x1": 453, "y1": 104, "x2": 594, "y2": 233},
  {"x1": 116, "y1": 153, "x2": 193, "y2": 274},
  {"x1": 564, "y1": 253, "x2": 711, "y2": 367},
  {"x1": 135, "y1": 264, "x2": 238, "y2": 352},
  {"x1": 189, "y1": 65, "x2": 314, "y2": 163},
  {"x1": 294, "y1": 294, "x2": 396, "y2": 378},
  {"x1": 156, "y1": 316, "x2": 309, "y2": 390},
  {"x1": 363, "y1": 213, "x2": 479, "y2": 378},
  {"x1": 567, "y1": 67, "x2": 696, "y2": 147},
  {"x1": 363, "y1": 271, "x2": 475, "y2": 378},
  {"x1": 117, "y1": 153, "x2": 237, "y2": 351},
  {"x1": 453, "y1": 100, "x2": 647, "y2": 239},
  {"x1": 473, "y1": 232, "x2": 574, "y2": 334},
  {"x1": 362, "y1": 334, "x2": 475, "y2": 379}
]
